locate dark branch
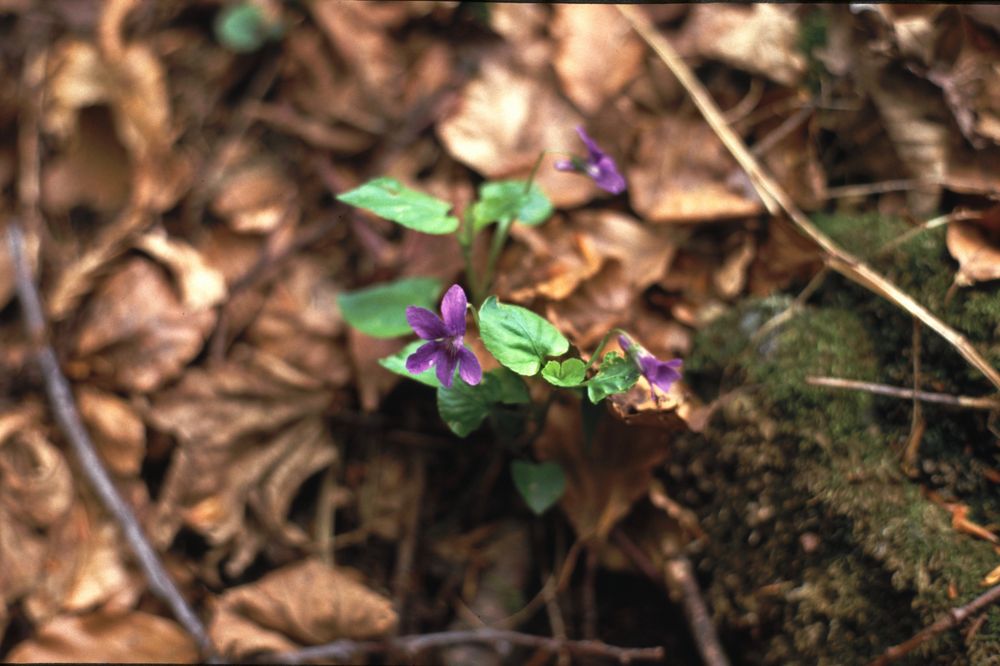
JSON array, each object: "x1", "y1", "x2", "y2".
[
  {"x1": 6, "y1": 222, "x2": 219, "y2": 662},
  {"x1": 264, "y1": 628, "x2": 666, "y2": 665},
  {"x1": 869, "y1": 583, "x2": 1000, "y2": 665}
]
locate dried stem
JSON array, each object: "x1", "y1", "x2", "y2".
[
  {"x1": 6, "y1": 223, "x2": 219, "y2": 662},
  {"x1": 869, "y1": 583, "x2": 1000, "y2": 665},
  {"x1": 618, "y1": 5, "x2": 1000, "y2": 393},
  {"x1": 264, "y1": 628, "x2": 666, "y2": 665},
  {"x1": 806, "y1": 376, "x2": 1000, "y2": 410}
]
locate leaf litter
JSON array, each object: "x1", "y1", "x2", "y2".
[{"x1": 3, "y1": 2, "x2": 1000, "y2": 663}]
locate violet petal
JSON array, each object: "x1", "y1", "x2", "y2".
[
  {"x1": 436, "y1": 346, "x2": 460, "y2": 387},
  {"x1": 406, "y1": 341, "x2": 444, "y2": 374},
  {"x1": 439, "y1": 284, "x2": 468, "y2": 336},
  {"x1": 406, "y1": 306, "x2": 449, "y2": 340},
  {"x1": 457, "y1": 346, "x2": 483, "y2": 385}
]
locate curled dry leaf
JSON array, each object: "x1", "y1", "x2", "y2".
[
  {"x1": 946, "y1": 208, "x2": 1000, "y2": 287},
  {"x1": 209, "y1": 558, "x2": 398, "y2": 659},
  {"x1": 0, "y1": 413, "x2": 74, "y2": 527},
  {"x1": 135, "y1": 230, "x2": 228, "y2": 311},
  {"x1": 628, "y1": 116, "x2": 764, "y2": 223},
  {"x1": 552, "y1": 5, "x2": 645, "y2": 114},
  {"x1": 146, "y1": 346, "x2": 333, "y2": 574},
  {"x1": 438, "y1": 54, "x2": 592, "y2": 208},
  {"x1": 76, "y1": 386, "x2": 145, "y2": 478},
  {"x1": 680, "y1": 4, "x2": 806, "y2": 87},
  {"x1": 7, "y1": 611, "x2": 198, "y2": 664},
  {"x1": 72, "y1": 257, "x2": 216, "y2": 393},
  {"x1": 60, "y1": 507, "x2": 140, "y2": 613}
]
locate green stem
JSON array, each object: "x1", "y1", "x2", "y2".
[
  {"x1": 479, "y1": 218, "x2": 511, "y2": 301},
  {"x1": 584, "y1": 327, "x2": 629, "y2": 370}
]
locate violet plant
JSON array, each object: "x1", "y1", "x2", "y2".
[{"x1": 336, "y1": 128, "x2": 681, "y2": 515}]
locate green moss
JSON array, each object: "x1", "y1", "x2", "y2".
[{"x1": 678, "y1": 296, "x2": 1000, "y2": 663}]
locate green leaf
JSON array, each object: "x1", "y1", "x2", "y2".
[
  {"x1": 378, "y1": 340, "x2": 442, "y2": 388},
  {"x1": 470, "y1": 180, "x2": 553, "y2": 231},
  {"x1": 436, "y1": 368, "x2": 529, "y2": 437},
  {"x1": 511, "y1": 461, "x2": 566, "y2": 515},
  {"x1": 478, "y1": 297, "x2": 569, "y2": 376},
  {"x1": 491, "y1": 367, "x2": 532, "y2": 404},
  {"x1": 338, "y1": 277, "x2": 441, "y2": 338},
  {"x1": 215, "y1": 4, "x2": 281, "y2": 53},
  {"x1": 541, "y1": 358, "x2": 587, "y2": 387},
  {"x1": 337, "y1": 177, "x2": 459, "y2": 234},
  {"x1": 586, "y1": 352, "x2": 640, "y2": 403}
]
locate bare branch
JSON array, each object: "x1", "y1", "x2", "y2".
[
  {"x1": 6, "y1": 223, "x2": 219, "y2": 662},
  {"x1": 806, "y1": 376, "x2": 1000, "y2": 411}
]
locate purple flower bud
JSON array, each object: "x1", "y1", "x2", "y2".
[
  {"x1": 554, "y1": 126, "x2": 626, "y2": 194},
  {"x1": 619, "y1": 334, "x2": 682, "y2": 404},
  {"x1": 405, "y1": 284, "x2": 482, "y2": 388}
]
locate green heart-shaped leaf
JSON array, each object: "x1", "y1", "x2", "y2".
[
  {"x1": 337, "y1": 177, "x2": 459, "y2": 234},
  {"x1": 586, "y1": 351, "x2": 640, "y2": 403},
  {"x1": 379, "y1": 340, "x2": 443, "y2": 388},
  {"x1": 338, "y1": 277, "x2": 441, "y2": 338},
  {"x1": 478, "y1": 296, "x2": 569, "y2": 376},
  {"x1": 511, "y1": 461, "x2": 566, "y2": 515},
  {"x1": 436, "y1": 368, "x2": 530, "y2": 437},
  {"x1": 470, "y1": 180, "x2": 553, "y2": 231},
  {"x1": 541, "y1": 358, "x2": 587, "y2": 387}
]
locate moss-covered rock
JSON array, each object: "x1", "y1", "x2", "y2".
[{"x1": 674, "y1": 295, "x2": 1000, "y2": 665}]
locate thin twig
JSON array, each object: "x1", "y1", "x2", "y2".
[
  {"x1": 264, "y1": 628, "x2": 666, "y2": 665},
  {"x1": 825, "y1": 179, "x2": 926, "y2": 199},
  {"x1": 7, "y1": 223, "x2": 219, "y2": 662},
  {"x1": 869, "y1": 583, "x2": 1000, "y2": 665},
  {"x1": 613, "y1": 529, "x2": 729, "y2": 666},
  {"x1": 619, "y1": 5, "x2": 1000, "y2": 393},
  {"x1": 901, "y1": 321, "x2": 925, "y2": 476},
  {"x1": 874, "y1": 210, "x2": 981, "y2": 257},
  {"x1": 806, "y1": 376, "x2": 1000, "y2": 410}
]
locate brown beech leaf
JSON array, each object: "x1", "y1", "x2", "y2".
[
  {"x1": 438, "y1": 54, "x2": 593, "y2": 208},
  {"x1": 0, "y1": 412, "x2": 74, "y2": 528},
  {"x1": 947, "y1": 211, "x2": 1000, "y2": 287},
  {"x1": 76, "y1": 386, "x2": 145, "y2": 477},
  {"x1": 72, "y1": 257, "x2": 215, "y2": 393},
  {"x1": 7, "y1": 611, "x2": 198, "y2": 663},
  {"x1": 60, "y1": 507, "x2": 141, "y2": 613},
  {"x1": 534, "y1": 397, "x2": 675, "y2": 541},
  {"x1": 357, "y1": 453, "x2": 421, "y2": 541},
  {"x1": 680, "y1": 4, "x2": 806, "y2": 87},
  {"x1": 628, "y1": 116, "x2": 764, "y2": 223},
  {"x1": 210, "y1": 158, "x2": 297, "y2": 234},
  {"x1": 552, "y1": 5, "x2": 645, "y2": 114},
  {"x1": 209, "y1": 558, "x2": 398, "y2": 659},
  {"x1": 544, "y1": 262, "x2": 637, "y2": 348},
  {"x1": 134, "y1": 230, "x2": 227, "y2": 312},
  {"x1": 146, "y1": 346, "x2": 333, "y2": 574}
]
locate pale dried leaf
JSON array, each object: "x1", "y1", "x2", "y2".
[
  {"x1": 76, "y1": 386, "x2": 145, "y2": 477},
  {"x1": 681, "y1": 4, "x2": 806, "y2": 86},
  {"x1": 210, "y1": 160, "x2": 296, "y2": 234},
  {"x1": 0, "y1": 422, "x2": 74, "y2": 527},
  {"x1": 209, "y1": 559, "x2": 397, "y2": 658},
  {"x1": 61, "y1": 515, "x2": 138, "y2": 612},
  {"x1": 552, "y1": 5, "x2": 645, "y2": 114},
  {"x1": 73, "y1": 257, "x2": 215, "y2": 392},
  {"x1": 947, "y1": 217, "x2": 1000, "y2": 287},
  {"x1": 7, "y1": 611, "x2": 198, "y2": 663},
  {"x1": 135, "y1": 230, "x2": 228, "y2": 311},
  {"x1": 628, "y1": 116, "x2": 763, "y2": 223}
]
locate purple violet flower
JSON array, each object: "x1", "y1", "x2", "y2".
[
  {"x1": 405, "y1": 284, "x2": 482, "y2": 388},
  {"x1": 619, "y1": 335, "x2": 682, "y2": 404},
  {"x1": 554, "y1": 126, "x2": 627, "y2": 194}
]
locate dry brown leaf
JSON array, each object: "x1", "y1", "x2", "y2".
[
  {"x1": 209, "y1": 558, "x2": 397, "y2": 659},
  {"x1": 77, "y1": 386, "x2": 145, "y2": 477},
  {"x1": 0, "y1": 415, "x2": 74, "y2": 527},
  {"x1": 946, "y1": 210, "x2": 1000, "y2": 287},
  {"x1": 552, "y1": 5, "x2": 645, "y2": 114},
  {"x1": 680, "y1": 4, "x2": 806, "y2": 87},
  {"x1": 357, "y1": 453, "x2": 420, "y2": 541},
  {"x1": 135, "y1": 229, "x2": 228, "y2": 311},
  {"x1": 628, "y1": 116, "x2": 764, "y2": 223},
  {"x1": 210, "y1": 158, "x2": 297, "y2": 234},
  {"x1": 756, "y1": 105, "x2": 828, "y2": 211},
  {"x1": 927, "y1": 22, "x2": 1000, "y2": 146},
  {"x1": 749, "y1": 216, "x2": 825, "y2": 295},
  {"x1": 438, "y1": 54, "x2": 593, "y2": 208},
  {"x1": 72, "y1": 257, "x2": 215, "y2": 393},
  {"x1": 713, "y1": 231, "x2": 756, "y2": 299},
  {"x1": 60, "y1": 508, "x2": 140, "y2": 613},
  {"x1": 7, "y1": 611, "x2": 198, "y2": 663},
  {"x1": 145, "y1": 346, "x2": 333, "y2": 573},
  {"x1": 545, "y1": 263, "x2": 638, "y2": 348},
  {"x1": 534, "y1": 397, "x2": 674, "y2": 541}
]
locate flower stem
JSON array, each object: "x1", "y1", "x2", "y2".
[{"x1": 584, "y1": 328, "x2": 629, "y2": 370}]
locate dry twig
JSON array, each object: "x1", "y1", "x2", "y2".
[
  {"x1": 806, "y1": 376, "x2": 1000, "y2": 411},
  {"x1": 265, "y1": 628, "x2": 666, "y2": 665},
  {"x1": 618, "y1": 5, "x2": 1000, "y2": 393},
  {"x1": 869, "y1": 583, "x2": 1000, "y2": 665},
  {"x1": 6, "y1": 223, "x2": 219, "y2": 662}
]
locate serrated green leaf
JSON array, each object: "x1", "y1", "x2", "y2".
[
  {"x1": 511, "y1": 461, "x2": 566, "y2": 515},
  {"x1": 471, "y1": 180, "x2": 553, "y2": 231},
  {"x1": 338, "y1": 277, "x2": 441, "y2": 338},
  {"x1": 541, "y1": 358, "x2": 587, "y2": 387},
  {"x1": 378, "y1": 340, "x2": 442, "y2": 388},
  {"x1": 478, "y1": 297, "x2": 569, "y2": 376},
  {"x1": 586, "y1": 351, "x2": 640, "y2": 403},
  {"x1": 436, "y1": 368, "x2": 528, "y2": 437},
  {"x1": 337, "y1": 177, "x2": 459, "y2": 234}
]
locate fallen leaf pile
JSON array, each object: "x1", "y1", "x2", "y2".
[{"x1": 1, "y1": 2, "x2": 999, "y2": 662}]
